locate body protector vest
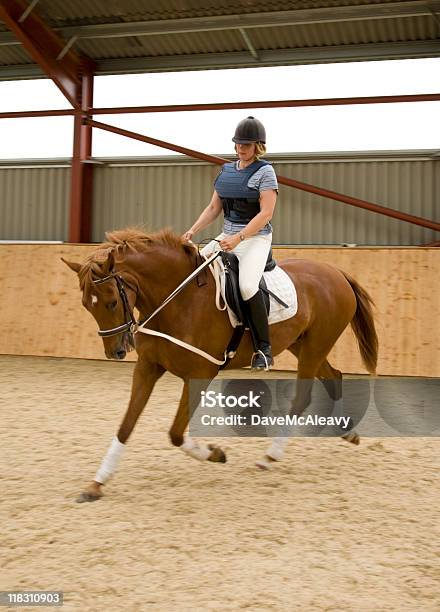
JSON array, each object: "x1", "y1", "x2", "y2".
[{"x1": 214, "y1": 160, "x2": 270, "y2": 223}]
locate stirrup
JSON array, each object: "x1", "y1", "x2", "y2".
[{"x1": 251, "y1": 350, "x2": 273, "y2": 371}]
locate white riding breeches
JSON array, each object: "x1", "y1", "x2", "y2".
[{"x1": 201, "y1": 232, "x2": 272, "y2": 301}]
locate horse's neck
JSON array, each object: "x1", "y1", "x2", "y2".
[
  {"x1": 128, "y1": 247, "x2": 201, "y2": 316},
  {"x1": 126, "y1": 246, "x2": 231, "y2": 356}
]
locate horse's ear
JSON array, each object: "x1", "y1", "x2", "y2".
[
  {"x1": 61, "y1": 257, "x2": 82, "y2": 274},
  {"x1": 103, "y1": 250, "x2": 115, "y2": 274}
]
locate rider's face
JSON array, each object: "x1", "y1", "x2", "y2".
[{"x1": 235, "y1": 142, "x2": 256, "y2": 162}]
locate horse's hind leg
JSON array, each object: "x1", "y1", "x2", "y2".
[
  {"x1": 256, "y1": 339, "x2": 320, "y2": 469},
  {"x1": 257, "y1": 328, "x2": 356, "y2": 469},
  {"x1": 169, "y1": 380, "x2": 227, "y2": 464},
  {"x1": 318, "y1": 359, "x2": 360, "y2": 446},
  {"x1": 77, "y1": 360, "x2": 165, "y2": 503}
]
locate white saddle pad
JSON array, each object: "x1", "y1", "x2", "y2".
[{"x1": 213, "y1": 258, "x2": 298, "y2": 328}]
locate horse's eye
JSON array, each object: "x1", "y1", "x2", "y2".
[{"x1": 107, "y1": 300, "x2": 117, "y2": 311}]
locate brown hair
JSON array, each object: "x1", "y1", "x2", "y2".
[{"x1": 255, "y1": 141, "x2": 266, "y2": 159}]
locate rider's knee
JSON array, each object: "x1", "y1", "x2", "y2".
[{"x1": 240, "y1": 282, "x2": 258, "y2": 301}]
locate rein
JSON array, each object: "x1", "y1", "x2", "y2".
[{"x1": 93, "y1": 250, "x2": 228, "y2": 365}]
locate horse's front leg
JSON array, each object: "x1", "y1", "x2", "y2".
[
  {"x1": 169, "y1": 381, "x2": 227, "y2": 464},
  {"x1": 77, "y1": 360, "x2": 165, "y2": 502}
]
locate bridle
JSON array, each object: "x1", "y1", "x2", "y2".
[
  {"x1": 92, "y1": 249, "x2": 221, "y2": 340},
  {"x1": 93, "y1": 273, "x2": 138, "y2": 338}
]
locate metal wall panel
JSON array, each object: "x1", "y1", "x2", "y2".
[
  {"x1": 0, "y1": 153, "x2": 437, "y2": 245},
  {"x1": 92, "y1": 160, "x2": 223, "y2": 243},
  {"x1": 92, "y1": 153, "x2": 439, "y2": 245},
  {"x1": 0, "y1": 164, "x2": 70, "y2": 241},
  {"x1": 273, "y1": 158, "x2": 438, "y2": 245}
]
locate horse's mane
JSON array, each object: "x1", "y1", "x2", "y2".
[{"x1": 79, "y1": 227, "x2": 192, "y2": 292}]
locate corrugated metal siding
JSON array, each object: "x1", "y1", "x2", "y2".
[
  {"x1": 36, "y1": 0, "x2": 381, "y2": 26},
  {"x1": 2, "y1": 1, "x2": 439, "y2": 73},
  {"x1": 0, "y1": 154, "x2": 437, "y2": 244},
  {"x1": 77, "y1": 29, "x2": 246, "y2": 59},
  {"x1": 92, "y1": 154, "x2": 439, "y2": 245},
  {"x1": 70, "y1": 17, "x2": 440, "y2": 62},
  {"x1": 250, "y1": 17, "x2": 439, "y2": 49},
  {"x1": 273, "y1": 159, "x2": 438, "y2": 245},
  {"x1": 92, "y1": 162, "x2": 224, "y2": 242},
  {"x1": 0, "y1": 46, "x2": 32, "y2": 66},
  {"x1": 0, "y1": 165, "x2": 70, "y2": 240}
]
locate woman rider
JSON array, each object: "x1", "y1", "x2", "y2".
[{"x1": 183, "y1": 116, "x2": 278, "y2": 370}]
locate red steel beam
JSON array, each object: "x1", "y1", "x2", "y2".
[
  {"x1": 91, "y1": 93, "x2": 440, "y2": 115},
  {"x1": 2, "y1": 92, "x2": 439, "y2": 120},
  {"x1": 0, "y1": 0, "x2": 94, "y2": 107},
  {"x1": 87, "y1": 119, "x2": 226, "y2": 162},
  {"x1": 0, "y1": 109, "x2": 75, "y2": 118},
  {"x1": 87, "y1": 119, "x2": 440, "y2": 233},
  {"x1": 276, "y1": 175, "x2": 440, "y2": 233},
  {"x1": 69, "y1": 73, "x2": 94, "y2": 243}
]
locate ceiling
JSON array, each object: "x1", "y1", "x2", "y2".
[{"x1": 0, "y1": 0, "x2": 439, "y2": 79}]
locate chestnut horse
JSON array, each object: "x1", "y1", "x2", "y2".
[{"x1": 63, "y1": 227, "x2": 378, "y2": 502}]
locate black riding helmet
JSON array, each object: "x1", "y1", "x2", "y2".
[{"x1": 232, "y1": 116, "x2": 266, "y2": 144}]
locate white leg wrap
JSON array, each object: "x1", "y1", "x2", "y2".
[
  {"x1": 266, "y1": 437, "x2": 289, "y2": 461},
  {"x1": 180, "y1": 438, "x2": 211, "y2": 462},
  {"x1": 94, "y1": 436, "x2": 126, "y2": 484}
]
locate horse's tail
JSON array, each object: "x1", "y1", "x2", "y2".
[{"x1": 341, "y1": 271, "x2": 379, "y2": 374}]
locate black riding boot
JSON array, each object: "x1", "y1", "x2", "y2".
[{"x1": 244, "y1": 291, "x2": 274, "y2": 370}]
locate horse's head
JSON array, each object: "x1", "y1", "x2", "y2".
[{"x1": 62, "y1": 250, "x2": 137, "y2": 360}]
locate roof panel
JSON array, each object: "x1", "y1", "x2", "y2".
[
  {"x1": 74, "y1": 16, "x2": 440, "y2": 61},
  {"x1": 35, "y1": 0, "x2": 404, "y2": 26},
  {"x1": 250, "y1": 16, "x2": 439, "y2": 50},
  {"x1": 0, "y1": 45, "x2": 32, "y2": 66},
  {"x1": 77, "y1": 29, "x2": 247, "y2": 59},
  {"x1": 0, "y1": 1, "x2": 439, "y2": 77}
]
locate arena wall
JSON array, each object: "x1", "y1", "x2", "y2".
[
  {"x1": 1, "y1": 151, "x2": 438, "y2": 246},
  {"x1": 0, "y1": 245, "x2": 438, "y2": 377}
]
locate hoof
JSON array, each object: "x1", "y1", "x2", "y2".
[
  {"x1": 342, "y1": 431, "x2": 360, "y2": 445},
  {"x1": 255, "y1": 455, "x2": 276, "y2": 470},
  {"x1": 76, "y1": 490, "x2": 102, "y2": 503},
  {"x1": 207, "y1": 444, "x2": 227, "y2": 463}
]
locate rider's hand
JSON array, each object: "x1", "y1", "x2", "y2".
[
  {"x1": 219, "y1": 233, "x2": 241, "y2": 252},
  {"x1": 182, "y1": 229, "x2": 194, "y2": 242}
]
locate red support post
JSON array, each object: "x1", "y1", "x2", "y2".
[
  {"x1": 0, "y1": 0, "x2": 96, "y2": 242},
  {"x1": 69, "y1": 73, "x2": 94, "y2": 243}
]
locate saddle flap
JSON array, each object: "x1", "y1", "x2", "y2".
[{"x1": 220, "y1": 251, "x2": 270, "y2": 325}]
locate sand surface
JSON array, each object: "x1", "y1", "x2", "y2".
[{"x1": 0, "y1": 355, "x2": 439, "y2": 611}]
